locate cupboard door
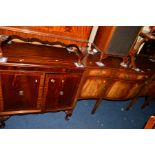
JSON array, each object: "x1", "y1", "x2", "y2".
[
  {"x1": 44, "y1": 75, "x2": 62, "y2": 109},
  {"x1": 0, "y1": 73, "x2": 41, "y2": 111},
  {"x1": 59, "y1": 75, "x2": 81, "y2": 107},
  {"x1": 44, "y1": 74, "x2": 81, "y2": 110},
  {"x1": 105, "y1": 80, "x2": 143, "y2": 100},
  {"x1": 79, "y1": 77, "x2": 109, "y2": 98},
  {"x1": 141, "y1": 80, "x2": 155, "y2": 96}
]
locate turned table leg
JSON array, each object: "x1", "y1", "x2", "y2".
[
  {"x1": 141, "y1": 96, "x2": 152, "y2": 109},
  {"x1": 125, "y1": 97, "x2": 138, "y2": 111},
  {"x1": 91, "y1": 98, "x2": 102, "y2": 114}
]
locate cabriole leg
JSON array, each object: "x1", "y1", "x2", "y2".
[
  {"x1": 65, "y1": 110, "x2": 72, "y2": 121},
  {"x1": 0, "y1": 116, "x2": 10, "y2": 129}
]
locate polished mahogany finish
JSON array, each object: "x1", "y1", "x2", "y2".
[
  {"x1": 77, "y1": 55, "x2": 151, "y2": 114},
  {"x1": 0, "y1": 26, "x2": 155, "y2": 128},
  {"x1": 44, "y1": 73, "x2": 81, "y2": 111},
  {"x1": 0, "y1": 39, "x2": 84, "y2": 123},
  {"x1": 0, "y1": 72, "x2": 42, "y2": 111},
  {"x1": 0, "y1": 26, "x2": 92, "y2": 47}
]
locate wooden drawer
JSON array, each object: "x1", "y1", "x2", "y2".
[
  {"x1": 116, "y1": 72, "x2": 147, "y2": 80},
  {"x1": 88, "y1": 69, "x2": 112, "y2": 77},
  {"x1": 104, "y1": 80, "x2": 144, "y2": 100}
]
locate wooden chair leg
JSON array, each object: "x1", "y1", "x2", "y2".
[
  {"x1": 141, "y1": 96, "x2": 152, "y2": 109},
  {"x1": 91, "y1": 98, "x2": 102, "y2": 114},
  {"x1": 125, "y1": 97, "x2": 138, "y2": 111}
]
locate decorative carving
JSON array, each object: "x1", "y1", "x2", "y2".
[{"x1": 0, "y1": 35, "x2": 9, "y2": 57}]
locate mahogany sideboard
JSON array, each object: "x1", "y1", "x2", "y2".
[{"x1": 0, "y1": 26, "x2": 154, "y2": 128}]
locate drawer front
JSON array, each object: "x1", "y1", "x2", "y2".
[
  {"x1": 87, "y1": 68, "x2": 147, "y2": 81},
  {"x1": 116, "y1": 72, "x2": 147, "y2": 80},
  {"x1": 88, "y1": 69, "x2": 112, "y2": 77},
  {"x1": 104, "y1": 81, "x2": 143, "y2": 100}
]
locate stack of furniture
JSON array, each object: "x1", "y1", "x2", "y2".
[{"x1": 0, "y1": 26, "x2": 154, "y2": 128}]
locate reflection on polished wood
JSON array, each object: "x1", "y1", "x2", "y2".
[{"x1": 0, "y1": 26, "x2": 155, "y2": 127}]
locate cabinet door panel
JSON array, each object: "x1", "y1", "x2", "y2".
[
  {"x1": 141, "y1": 80, "x2": 155, "y2": 96},
  {"x1": 80, "y1": 78, "x2": 109, "y2": 98},
  {"x1": 45, "y1": 76, "x2": 62, "y2": 109},
  {"x1": 45, "y1": 74, "x2": 81, "y2": 110},
  {"x1": 105, "y1": 81, "x2": 143, "y2": 99},
  {"x1": 0, "y1": 73, "x2": 41, "y2": 111},
  {"x1": 59, "y1": 75, "x2": 80, "y2": 107}
]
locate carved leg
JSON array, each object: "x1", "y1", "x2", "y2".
[
  {"x1": 0, "y1": 121, "x2": 5, "y2": 128},
  {"x1": 125, "y1": 98, "x2": 138, "y2": 111},
  {"x1": 91, "y1": 98, "x2": 102, "y2": 114},
  {"x1": 0, "y1": 116, "x2": 10, "y2": 129},
  {"x1": 65, "y1": 110, "x2": 72, "y2": 121},
  {"x1": 141, "y1": 96, "x2": 152, "y2": 109}
]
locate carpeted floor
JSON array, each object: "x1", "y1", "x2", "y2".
[{"x1": 4, "y1": 97, "x2": 155, "y2": 129}]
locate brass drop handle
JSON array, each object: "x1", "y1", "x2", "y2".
[
  {"x1": 62, "y1": 79, "x2": 64, "y2": 83},
  {"x1": 18, "y1": 90, "x2": 24, "y2": 96},
  {"x1": 35, "y1": 79, "x2": 38, "y2": 83},
  {"x1": 60, "y1": 91, "x2": 64, "y2": 95}
]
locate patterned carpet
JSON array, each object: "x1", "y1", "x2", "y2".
[{"x1": 4, "y1": 98, "x2": 155, "y2": 129}]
